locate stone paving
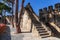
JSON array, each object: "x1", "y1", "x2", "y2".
[{"x1": 0, "y1": 25, "x2": 60, "y2": 40}]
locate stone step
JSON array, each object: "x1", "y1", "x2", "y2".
[
  {"x1": 37, "y1": 28, "x2": 45, "y2": 30},
  {"x1": 40, "y1": 32, "x2": 49, "y2": 34},
  {"x1": 35, "y1": 24, "x2": 40, "y2": 25},
  {"x1": 36, "y1": 26, "x2": 43, "y2": 28},
  {"x1": 35, "y1": 22, "x2": 51, "y2": 38},
  {"x1": 34, "y1": 24, "x2": 41, "y2": 26},
  {"x1": 39, "y1": 30, "x2": 47, "y2": 33},
  {"x1": 40, "y1": 33, "x2": 49, "y2": 36},
  {"x1": 41, "y1": 35, "x2": 51, "y2": 38},
  {"x1": 37, "y1": 29, "x2": 46, "y2": 31},
  {"x1": 34, "y1": 22, "x2": 40, "y2": 23}
]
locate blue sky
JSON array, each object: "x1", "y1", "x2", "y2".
[
  {"x1": 19, "y1": 0, "x2": 60, "y2": 15},
  {"x1": 0, "y1": 0, "x2": 60, "y2": 15}
]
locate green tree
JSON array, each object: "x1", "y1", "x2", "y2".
[
  {"x1": 3, "y1": 0, "x2": 21, "y2": 33},
  {"x1": 3, "y1": 0, "x2": 15, "y2": 27},
  {"x1": 0, "y1": 2, "x2": 11, "y2": 13},
  {"x1": 0, "y1": 2, "x2": 11, "y2": 23},
  {"x1": 2, "y1": 0, "x2": 25, "y2": 33}
]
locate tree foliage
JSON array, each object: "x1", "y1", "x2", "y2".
[
  {"x1": 3, "y1": 0, "x2": 15, "y2": 4},
  {"x1": 0, "y1": 2, "x2": 11, "y2": 14}
]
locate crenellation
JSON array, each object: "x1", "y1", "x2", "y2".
[
  {"x1": 55, "y1": 3, "x2": 60, "y2": 8},
  {"x1": 55, "y1": 3, "x2": 60, "y2": 12},
  {"x1": 43, "y1": 7, "x2": 47, "y2": 12},
  {"x1": 39, "y1": 9, "x2": 43, "y2": 17},
  {"x1": 48, "y1": 6, "x2": 54, "y2": 13},
  {"x1": 39, "y1": 3, "x2": 60, "y2": 23},
  {"x1": 39, "y1": 9, "x2": 43, "y2": 13},
  {"x1": 39, "y1": 9, "x2": 43, "y2": 21},
  {"x1": 39, "y1": 3, "x2": 60, "y2": 15}
]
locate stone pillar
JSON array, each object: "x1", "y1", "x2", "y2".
[
  {"x1": 48, "y1": 6, "x2": 54, "y2": 22},
  {"x1": 39, "y1": 9, "x2": 43, "y2": 22},
  {"x1": 55, "y1": 3, "x2": 60, "y2": 12},
  {"x1": 55, "y1": 3, "x2": 60, "y2": 17},
  {"x1": 54, "y1": 9, "x2": 58, "y2": 24},
  {"x1": 48, "y1": 6, "x2": 53, "y2": 13},
  {"x1": 42, "y1": 7, "x2": 48, "y2": 23}
]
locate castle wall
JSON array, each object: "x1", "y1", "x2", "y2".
[{"x1": 21, "y1": 10, "x2": 32, "y2": 32}]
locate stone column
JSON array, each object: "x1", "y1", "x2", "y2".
[
  {"x1": 39, "y1": 9, "x2": 43, "y2": 21},
  {"x1": 48, "y1": 6, "x2": 54, "y2": 22},
  {"x1": 42, "y1": 7, "x2": 48, "y2": 23}
]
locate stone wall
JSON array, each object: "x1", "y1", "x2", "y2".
[
  {"x1": 32, "y1": 24, "x2": 40, "y2": 37},
  {"x1": 21, "y1": 10, "x2": 31, "y2": 32},
  {"x1": 39, "y1": 3, "x2": 60, "y2": 23}
]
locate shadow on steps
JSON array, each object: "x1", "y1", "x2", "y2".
[{"x1": 45, "y1": 22, "x2": 60, "y2": 38}]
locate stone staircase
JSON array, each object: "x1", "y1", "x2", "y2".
[
  {"x1": 54, "y1": 22, "x2": 60, "y2": 28},
  {"x1": 44, "y1": 22, "x2": 60, "y2": 37},
  {"x1": 34, "y1": 22, "x2": 51, "y2": 38}
]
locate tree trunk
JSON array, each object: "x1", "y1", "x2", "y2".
[
  {"x1": 11, "y1": 0, "x2": 14, "y2": 28},
  {"x1": 18, "y1": 0, "x2": 25, "y2": 33},
  {"x1": 15, "y1": 0, "x2": 21, "y2": 33}
]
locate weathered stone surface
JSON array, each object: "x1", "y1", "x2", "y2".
[{"x1": 21, "y1": 10, "x2": 31, "y2": 32}]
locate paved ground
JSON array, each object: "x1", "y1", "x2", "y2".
[{"x1": 0, "y1": 25, "x2": 60, "y2": 40}]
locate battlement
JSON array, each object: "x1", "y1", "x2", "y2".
[
  {"x1": 39, "y1": 3, "x2": 60, "y2": 14},
  {"x1": 39, "y1": 3, "x2": 60, "y2": 23}
]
